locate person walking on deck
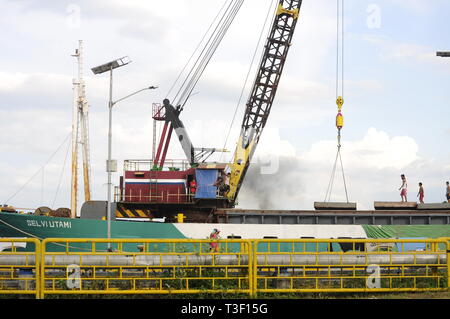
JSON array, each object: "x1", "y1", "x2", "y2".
[
  {"x1": 446, "y1": 181, "x2": 450, "y2": 203},
  {"x1": 417, "y1": 182, "x2": 424, "y2": 204},
  {"x1": 399, "y1": 174, "x2": 408, "y2": 202}
]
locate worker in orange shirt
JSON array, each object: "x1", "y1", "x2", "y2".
[
  {"x1": 189, "y1": 178, "x2": 197, "y2": 201},
  {"x1": 209, "y1": 228, "x2": 220, "y2": 253}
]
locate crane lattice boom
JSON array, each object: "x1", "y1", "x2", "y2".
[{"x1": 227, "y1": 0, "x2": 303, "y2": 202}]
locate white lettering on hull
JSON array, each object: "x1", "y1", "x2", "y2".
[{"x1": 26, "y1": 219, "x2": 72, "y2": 229}]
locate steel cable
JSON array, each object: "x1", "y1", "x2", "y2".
[
  {"x1": 177, "y1": 0, "x2": 244, "y2": 109},
  {"x1": 172, "y1": 0, "x2": 239, "y2": 105},
  {"x1": 52, "y1": 135, "x2": 72, "y2": 208},
  {"x1": 219, "y1": 0, "x2": 277, "y2": 162},
  {"x1": 326, "y1": 0, "x2": 349, "y2": 203},
  {"x1": 166, "y1": 0, "x2": 230, "y2": 100},
  {"x1": 3, "y1": 133, "x2": 72, "y2": 205}
]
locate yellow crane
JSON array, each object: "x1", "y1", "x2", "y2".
[{"x1": 227, "y1": 1, "x2": 303, "y2": 203}]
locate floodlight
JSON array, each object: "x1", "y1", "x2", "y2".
[
  {"x1": 437, "y1": 51, "x2": 450, "y2": 57},
  {"x1": 91, "y1": 56, "x2": 131, "y2": 74}
]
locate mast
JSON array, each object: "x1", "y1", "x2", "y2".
[
  {"x1": 70, "y1": 40, "x2": 91, "y2": 218},
  {"x1": 78, "y1": 41, "x2": 92, "y2": 204}
]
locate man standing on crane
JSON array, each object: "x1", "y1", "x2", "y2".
[{"x1": 189, "y1": 178, "x2": 197, "y2": 199}]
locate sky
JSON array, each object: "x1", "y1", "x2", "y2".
[{"x1": 0, "y1": 0, "x2": 449, "y2": 213}]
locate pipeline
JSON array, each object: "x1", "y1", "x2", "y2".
[{"x1": 1, "y1": 253, "x2": 447, "y2": 266}]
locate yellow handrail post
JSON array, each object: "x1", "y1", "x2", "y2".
[
  {"x1": 0, "y1": 238, "x2": 44, "y2": 299},
  {"x1": 35, "y1": 238, "x2": 42, "y2": 299},
  {"x1": 252, "y1": 240, "x2": 258, "y2": 297},
  {"x1": 40, "y1": 239, "x2": 47, "y2": 299},
  {"x1": 247, "y1": 240, "x2": 254, "y2": 297},
  {"x1": 447, "y1": 239, "x2": 450, "y2": 290}
]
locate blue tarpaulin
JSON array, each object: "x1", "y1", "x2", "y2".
[
  {"x1": 396, "y1": 237, "x2": 427, "y2": 252},
  {"x1": 195, "y1": 169, "x2": 218, "y2": 199}
]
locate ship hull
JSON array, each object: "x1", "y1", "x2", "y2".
[
  {"x1": 0, "y1": 212, "x2": 185, "y2": 240},
  {"x1": 1, "y1": 212, "x2": 450, "y2": 251}
]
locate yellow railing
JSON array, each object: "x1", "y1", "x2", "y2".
[
  {"x1": 253, "y1": 238, "x2": 450, "y2": 294},
  {"x1": 115, "y1": 188, "x2": 227, "y2": 203},
  {"x1": 0, "y1": 237, "x2": 449, "y2": 298},
  {"x1": 0, "y1": 238, "x2": 41, "y2": 299},
  {"x1": 40, "y1": 238, "x2": 253, "y2": 298}
]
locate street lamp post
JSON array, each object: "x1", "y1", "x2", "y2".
[
  {"x1": 106, "y1": 66, "x2": 114, "y2": 249},
  {"x1": 106, "y1": 86, "x2": 158, "y2": 247},
  {"x1": 91, "y1": 57, "x2": 157, "y2": 248}
]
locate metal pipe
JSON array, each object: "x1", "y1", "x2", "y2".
[
  {"x1": 256, "y1": 254, "x2": 447, "y2": 266},
  {"x1": 1, "y1": 253, "x2": 446, "y2": 267}
]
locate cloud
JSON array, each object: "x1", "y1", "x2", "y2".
[
  {"x1": 117, "y1": 20, "x2": 167, "y2": 42},
  {"x1": 237, "y1": 127, "x2": 438, "y2": 210},
  {"x1": 302, "y1": 127, "x2": 420, "y2": 170},
  {"x1": 388, "y1": 0, "x2": 448, "y2": 14},
  {"x1": 0, "y1": 72, "x2": 29, "y2": 91},
  {"x1": 360, "y1": 34, "x2": 450, "y2": 72},
  {"x1": 0, "y1": 72, "x2": 73, "y2": 110}
]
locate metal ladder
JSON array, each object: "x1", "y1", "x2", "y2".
[{"x1": 149, "y1": 169, "x2": 158, "y2": 202}]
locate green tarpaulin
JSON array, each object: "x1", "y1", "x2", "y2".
[{"x1": 363, "y1": 225, "x2": 450, "y2": 238}]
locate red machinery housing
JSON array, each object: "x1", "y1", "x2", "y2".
[
  {"x1": 119, "y1": 160, "x2": 195, "y2": 204},
  {"x1": 115, "y1": 159, "x2": 231, "y2": 222}
]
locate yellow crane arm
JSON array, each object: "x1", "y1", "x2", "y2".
[{"x1": 226, "y1": 0, "x2": 303, "y2": 203}]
